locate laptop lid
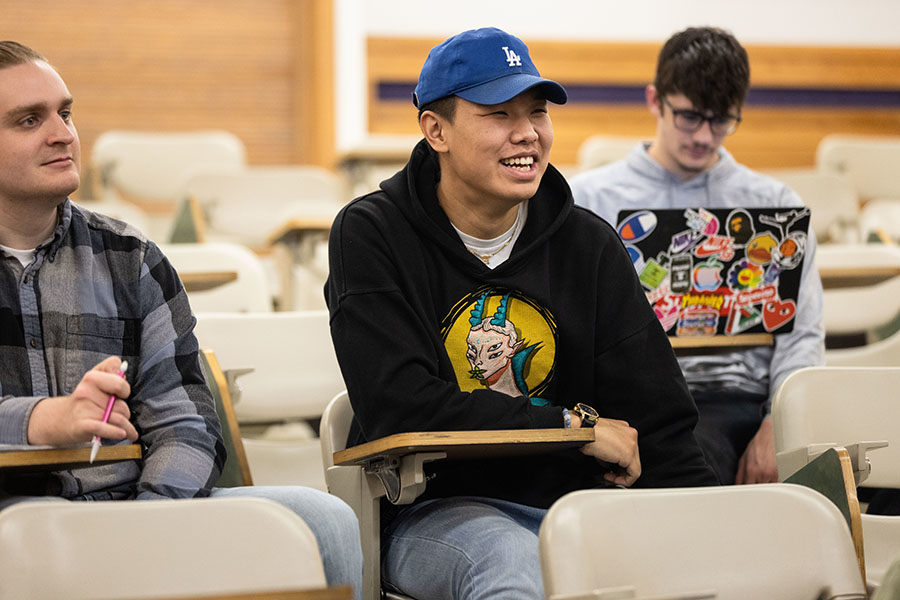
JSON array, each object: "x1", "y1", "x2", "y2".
[{"x1": 615, "y1": 207, "x2": 811, "y2": 337}]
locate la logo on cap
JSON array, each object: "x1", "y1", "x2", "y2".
[{"x1": 502, "y1": 46, "x2": 522, "y2": 67}]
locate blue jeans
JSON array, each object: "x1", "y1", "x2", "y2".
[
  {"x1": 211, "y1": 486, "x2": 362, "y2": 600},
  {"x1": 382, "y1": 496, "x2": 546, "y2": 599},
  {"x1": 691, "y1": 390, "x2": 767, "y2": 485},
  {"x1": 0, "y1": 487, "x2": 363, "y2": 600}
]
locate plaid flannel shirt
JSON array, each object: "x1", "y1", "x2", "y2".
[{"x1": 0, "y1": 200, "x2": 225, "y2": 500}]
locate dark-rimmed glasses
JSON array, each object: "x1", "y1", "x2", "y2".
[{"x1": 663, "y1": 97, "x2": 742, "y2": 136}]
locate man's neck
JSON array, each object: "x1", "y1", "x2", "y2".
[
  {"x1": 436, "y1": 180, "x2": 519, "y2": 240},
  {"x1": 0, "y1": 198, "x2": 61, "y2": 250},
  {"x1": 647, "y1": 141, "x2": 719, "y2": 182}
]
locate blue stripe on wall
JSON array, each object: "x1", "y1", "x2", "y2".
[{"x1": 378, "y1": 82, "x2": 900, "y2": 108}]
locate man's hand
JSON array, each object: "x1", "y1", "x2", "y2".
[
  {"x1": 27, "y1": 356, "x2": 138, "y2": 446},
  {"x1": 577, "y1": 417, "x2": 641, "y2": 487},
  {"x1": 735, "y1": 416, "x2": 778, "y2": 484}
]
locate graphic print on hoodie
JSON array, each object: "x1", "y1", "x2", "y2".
[{"x1": 441, "y1": 286, "x2": 557, "y2": 406}]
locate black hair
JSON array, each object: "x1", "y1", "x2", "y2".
[{"x1": 654, "y1": 27, "x2": 749, "y2": 115}]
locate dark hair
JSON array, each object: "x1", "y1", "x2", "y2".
[
  {"x1": 654, "y1": 27, "x2": 749, "y2": 115},
  {"x1": 417, "y1": 95, "x2": 458, "y2": 123},
  {"x1": 0, "y1": 41, "x2": 46, "y2": 70}
]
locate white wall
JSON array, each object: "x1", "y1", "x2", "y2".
[{"x1": 335, "y1": 0, "x2": 900, "y2": 151}]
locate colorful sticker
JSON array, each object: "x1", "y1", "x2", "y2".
[
  {"x1": 625, "y1": 245, "x2": 645, "y2": 273},
  {"x1": 639, "y1": 259, "x2": 668, "y2": 290},
  {"x1": 694, "y1": 235, "x2": 736, "y2": 261},
  {"x1": 683, "y1": 208, "x2": 720, "y2": 236},
  {"x1": 692, "y1": 258, "x2": 724, "y2": 292},
  {"x1": 726, "y1": 303, "x2": 763, "y2": 335},
  {"x1": 669, "y1": 230, "x2": 705, "y2": 255},
  {"x1": 617, "y1": 211, "x2": 658, "y2": 244},
  {"x1": 677, "y1": 309, "x2": 718, "y2": 337},
  {"x1": 727, "y1": 259, "x2": 763, "y2": 290},
  {"x1": 726, "y1": 209, "x2": 755, "y2": 245},
  {"x1": 763, "y1": 299, "x2": 797, "y2": 331},
  {"x1": 772, "y1": 231, "x2": 807, "y2": 270},
  {"x1": 746, "y1": 233, "x2": 778, "y2": 265},
  {"x1": 670, "y1": 254, "x2": 693, "y2": 294}
]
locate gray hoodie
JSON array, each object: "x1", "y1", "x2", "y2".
[{"x1": 569, "y1": 143, "x2": 825, "y2": 413}]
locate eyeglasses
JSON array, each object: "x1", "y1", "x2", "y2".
[{"x1": 662, "y1": 97, "x2": 742, "y2": 136}]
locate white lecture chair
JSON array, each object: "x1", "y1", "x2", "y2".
[
  {"x1": 160, "y1": 242, "x2": 274, "y2": 313},
  {"x1": 321, "y1": 391, "x2": 414, "y2": 600},
  {"x1": 178, "y1": 165, "x2": 345, "y2": 249},
  {"x1": 764, "y1": 167, "x2": 860, "y2": 243},
  {"x1": 860, "y1": 198, "x2": 900, "y2": 243},
  {"x1": 772, "y1": 366, "x2": 900, "y2": 589},
  {"x1": 0, "y1": 497, "x2": 328, "y2": 600},
  {"x1": 817, "y1": 244, "x2": 900, "y2": 341},
  {"x1": 193, "y1": 310, "x2": 345, "y2": 489},
  {"x1": 178, "y1": 165, "x2": 343, "y2": 310},
  {"x1": 827, "y1": 327, "x2": 900, "y2": 366},
  {"x1": 817, "y1": 135, "x2": 900, "y2": 202},
  {"x1": 91, "y1": 130, "x2": 247, "y2": 241},
  {"x1": 576, "y1": 134, "x2": 646, "y2": 172},
  {"x1": 74, "y1": 199, "x2": 151, "y2": 237},
  {"x1": 539, "y1": 486, "x2": 865, "y2": 600}
]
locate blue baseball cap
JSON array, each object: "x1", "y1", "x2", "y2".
[{"x1": 413, "y1": 27, "x2": 567, "y2": 108}]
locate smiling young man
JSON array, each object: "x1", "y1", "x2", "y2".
[
  {"x1": 327, "y1": 27, "x2": 716, "y2": 599},
  {"x1": 0, "y1": 42, "x2": 363, "y2": 598},
  {"x1": 570, "y1": 27, "x2": 825, "y2": 486}
]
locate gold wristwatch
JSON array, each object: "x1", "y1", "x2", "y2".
[{"x1": 571, "y1": 403, "x2": 599, "y2": 428}]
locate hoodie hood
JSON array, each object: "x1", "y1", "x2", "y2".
[
  {"x1": 378, "y1": 138, "x2": 574, "y2": 271},
  {"x1": 625, "y1": 143, "x2": 742, "y2": 205}
]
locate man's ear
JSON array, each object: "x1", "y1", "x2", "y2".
[
  {"x1": 646, "y1": 84, "x2": 662, "y2": 118},
  {"x1": 419, "y1": 111, "x2": 449, "y2": 153}
]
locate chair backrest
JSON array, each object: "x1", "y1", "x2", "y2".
[
  {"x1": 817, "y1": 134, "x2": 900, "y2": 202},
  {"x1": 764, "y1": 168, "x2": 860, "y2": 243},
  {"x1": 193, "y1": 311, "x2": 345, "y2": 423},
  {"x1": 576, "y1": 134, "x2": 645, "y2": 172},
  {"x1": 539, "y1": 485, "x2": 866, "y2": 600},
  {"x1": 0, "y1": 497, "x2": 326, "y2": 600},
  {"x1": 179, "y1": 165, "x2": 344, "y2": 248},
  {"x1": 321, "y1": 390, "x2": 354, "y2": 469},
  {"x1": 198, "y1": 348, "x2": 253, "y2": 486},
  {"x1": 772, "y1": 366, "x2": 900, "y2": 488},
  {"x1": 863, "y1": 515, "x2": 900, "y2": 589},
  {"x1": 827, "y1": 326, "x2": 900, "y2": 366},
  {"x1": 822, "y1": 275, "x2": 900, "y2": 336},
  {"x1": 159, "y1": 242, "x2": 273, "y2": 313},
  {"x1": 91, "y1": 130, "x2": 246, "y2": 202}
]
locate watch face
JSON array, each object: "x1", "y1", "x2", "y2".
[{"x1": 575, "y1": 403, "x2": 599, "y2": 419}]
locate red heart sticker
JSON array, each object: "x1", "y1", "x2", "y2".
[{"x1": 763, "y1": 299, "x2": 796, "y2": 331}]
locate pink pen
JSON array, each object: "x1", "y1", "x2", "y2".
[{"x1": 89, "y1": 361, "x2": 129, "y2": 464}]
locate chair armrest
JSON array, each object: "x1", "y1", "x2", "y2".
[
  {"x1": 777, "y1": 441, "x2": 889, "y2": 485},
  {"x1": 222, "y1": 367, "x2": 255, "y2": 406}
]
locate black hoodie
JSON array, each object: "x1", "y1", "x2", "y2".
[{"x1": 326, "y1": 140, "x2": 717, "y2": 516}]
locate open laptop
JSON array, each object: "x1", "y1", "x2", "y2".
[{"x1": 615, "y1": 207, "x2": 811, "y2": 337}]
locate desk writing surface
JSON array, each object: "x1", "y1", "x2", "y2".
[
  {"x1": 334, "y1": 429, "x2": 594, "y2": 467},
  {"x1": 669, "y1": 333, "x2": 774, "y2": 351},
  {"x1": 268, "y1": 216, "x2": 335, "y2": 246},
  {"x1": 179, "y1": 271, "x2": 238, "y2": 292},
  {"x1": 167, "y1": 585, "x2": 354, "y2": 600},
  {"x1": 817, "y1": 265, "x2": 900, "y2": 289},
  {"x1": 0, "y1": 443, "x2": 142, "y2": 472}
]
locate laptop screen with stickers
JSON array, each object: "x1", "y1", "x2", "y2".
[{"x1": 615, "y1": 207, "x2": 811, "y2": 337}]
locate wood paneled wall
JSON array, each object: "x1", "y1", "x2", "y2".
[
  {"x1": 368, "y1": 37, "x2": 900, "y2": 170},
  {"x1": 0, "y1": 0, "x2": 334, "y2": 173}
]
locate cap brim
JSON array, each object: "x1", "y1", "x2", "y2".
[{"x1": 455, "y1": 74, "x2": 568, "y2": 106}]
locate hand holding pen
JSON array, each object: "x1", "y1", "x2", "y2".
[
  {"x1": 90, "y1": 360, "x2": 129, "y2": 463},
  {"x1": 25, "y1": 356, "x2": 139, "y2": 449}
]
